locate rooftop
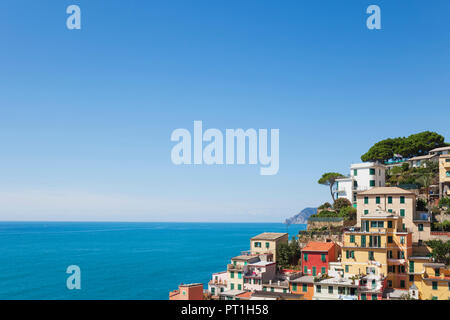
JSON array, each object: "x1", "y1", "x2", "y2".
[
  {"x1": 251, "y1": 232, "x2": 288, "y2": 241},
  {"x1": 358, "y1": 187, "x2": 415, "y2": 196},
  {"x1": 430, "y1": 146, "x2": 450, "y2": 153},
  {"x1": 409, "y1": 154, "x2": 437, "y2": 161},
  {"x1": 351, "y1": 162, "x2": 384, "y2": 169},
  {"x1": 251, "y1": 291, "x2": 303, "y2": 300},
  {"x1": 220, "y1": 289, "x2": 246, "y2": 297},
  {"x1": 316, "y1": 276, "x2": 358, "y2": 287},
  {"x1": 302, "y1": 241, "x2": 335, "y2": 252},
  {"x1": 231, "y1": 255, "x2": 260, "y2": 261},
  {"x1": 290, "y1": 276, "x2": 314, "y2": 284},
  {"x1": 249, "y1": 261, "x2": 275, "y2": 267},
  {"x1": 179, "y1": 283, "x2": 203, "y2": 288},
  {"x1": 236, "y1": 291, "x2": 253, "y2": 299}
]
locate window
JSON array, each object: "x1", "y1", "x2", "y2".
[
  {"x1": 388, "y1": 221, "x2": 393, "y2": 228},
  {"x1": 400, "y1": 251, "x2": 405, "y2": 259},
  {"x1": 409, "y1": 275, "x2": 414, "y2": 283},
  {"x1": 230, "y1": 284, "x2": 234, "y2": 290},
  {"x1": 371, "y1": 221, "x2": 377, "y2": 228},
  {"x1": 230, "y1": 272, "x2": 234, "y2": 279},
  {"x1": 400, "y1": 236, "x2": 405, "y2": 245},
  {"x1": 292, "y1": 284, "x2": 297, "y2": 291},
  {"x1": 211, "y1": 287, "x2": 215, "y2": 295},
  {"x1": 418, "y1": 224, "x2": 423, "y2": 231},
  {"x1": 271, "y1": 288, "x2": 274, "y2": 292},
  {"x1": 376, "y1": 196, "x2": 380, "y2": 204},
  {"x1": 400, "y1": 209, "x2": 405, "y2": 217},
  {"x1": 432, "y1": 282, "x2": 438, "y2": 290},
  {"x1": 435, "y1": 268, "x2": 440, "y2": 277},
  {"x1": 304, "y1": 253, "x2": 308, "y2": 262},
  {"x1": 321, "y1": 254, "x2": 326, "y2": 262},
  {"x1": 238, "y1": 284, "x2": 242, "y2": 290},
  {"x1": 316, "y1": 285, "x2": 321, "y2": 293},
  {"x1": 351, "y1": 251, "x2": 354, "y2": 259},
  {"x1": 328, "y1": 286, "x2": 333, "y2": 294},
  {"x1": 402, "y1": 223, "x2": 406, "y2": 230},
  {"x1": 388, "y1": 250, "x2": 393, "y2": 259},
  {"x1": 409, "y1": 261, "x2": 414, "y2": 273},
  {"x1": 238, "y1": 272, "x2": 242, "y2": 279},
  {"x1": 388, "y1": 209, "x2": 393, "y2": 213},
  {"x1": 221, "y1": 287, "x2": 224, "y2": 293},
  {"x1": 283, "y1": 288, "x2": 287, "y2": 293},
  {"x1": 372, "y1": 294, "x2": 377, "y2": 300},
  {"x1": 354, "y1": 169, "x2": 357, "y2": 176},
  {"x1": 388, "y1": 236, "x2": 393, "y2": 243},
  {"x1": 400, "y1": 196, "x2": 405, "y2": 204},
  {"x1": 388, "y1": 280, "x2": 392, "y2": 288},
  {"x1": 302, "y1": 284, "x2": 307, "y2": 292},
  {"x1": 388, "y1": 196, "x2": 392, "y2": 204},
  {"x1": 432, "y1": 296, "x2": 438, "y2": 300},
  {"x1": 254, "y1": 242, "x2": 261, "y2": 248},
  {"x1": 447, "y1": 171, "x2": 450, "y2": 177},
  {"x1": 346, "y1": 250, "x2": 349, "y2": 259},
  {"x1": 350, "y1": 235, "x2": 355, "y2": 243},
  {"x1": 378, "y1": 221, "x2": 384, "y2": 228},
  {"x1": 354, "y1": 181, "x2": 358, "y2": 188},
  {"x1": 265, "y1": 242, "x2": 270, "y2": 248},
  {"x1": 338, "y1": 287, "x2": 345, "y2": 295},
  {"x1": 304, "y1": 266, "x2": 308, "y2": 274},
  {"x1": 370, "y1": 180, "x2": 375, "y2": 187},
  {"x1": 354, "y1": 194, "x2": 357, "y2": 202},
  {"x1": 312, "y1": 267, "x2": 316, "y2": 276},
  {"x1": 361, "y1": 235, "x2": 366, "y2": 248},
  {"x1": 370, "y1": 168, "x2": 375, "y2": 175},
  {"x1": 400, "y1": 280, "x2": 405, "y2": 288},
  {"x1": 364, "y1": 209, "x2": 369, "y2": 215},
  {"x1": 369, "y1": 251, "x2": 374, "y2": 260},
  {"x1": 361, "y1": 293, "x2": 366, "y2": 300},
  {"x1": 446, "y1": 159, "x2": 450, "y2": 163},
  {"x1": 321, "y1": 267, "x2": 326, "y2": 275},
  {"x1": 345, "y1": 265, "x2": 349, "y2": 273},
  {"x1": 364, "y1": 197, "x2": 369, "y2": 204}
]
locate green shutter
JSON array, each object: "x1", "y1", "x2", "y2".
[
  {"x1": 400, "y1": 209, "x2": 405, "y2": 217},
  {"x1": 364, "y1": 197, "x2": 369, "y2": 204},
  {"x1": 321, "y1": 267, "x2": 326, "y2": 274},
  {"x1": 303, "y1": 284, "x2": 307, "y2": 292},
  {"x1": 400, "y1": 196, "x2": 405, "y2": 204},
  {"x1": 321, "y1": 254, "x2": 326, "y2": 262},
  {"x1": 388, "y1": 196, "x2": 392, "y2": 204},
  {"x1": 376, "y1": 197, "x2": 380, "y2": 204},
  {"x1": 312, "y1": 267, "x2": 316, "y2": 276},
  {"x1": 304, "y1": 266, "x2": 308, "y2": 274}
]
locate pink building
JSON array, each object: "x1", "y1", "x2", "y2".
[{"x1": 243, "y1": 261, "x2": 277, "y2": 291}]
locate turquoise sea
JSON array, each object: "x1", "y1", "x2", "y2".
[{"x1": 0, "y1": 222, "x2": 306, "y2": 300}]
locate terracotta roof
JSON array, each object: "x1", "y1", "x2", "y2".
[
  {"x1": 358, "y1": 187, "x2": 415, "y2": 196},
  {"x1": 301, "y1": 241, "x2": 335, "y2": 252},
  {"x1": 236, "y1": 291, "x2": 253, "y2": 298}
]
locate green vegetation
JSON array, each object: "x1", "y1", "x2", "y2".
[
  {"x1": 277, "y1": 237, "x2": 301, "y2": 269},
  {"x1": 425, "y1": 240, "x2": 450, "y2": 265},
  {"x1": 432, "y1": 220, "x2": 450, "y2": 232},
  {"x1": 318, "y1": 172, "x2": 345, "y2": 203},
  {"x1": 361, "y1": 131, "x2": 447, "y2": 162},
  {"x1": 311, "y1": 200, "x2": 356, "y2": 221},
  {"x1": 439, "y1": 197, "x2": 450, "y2": 208}
]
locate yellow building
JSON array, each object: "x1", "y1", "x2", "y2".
[
  {"x1": 342, "y1": 209, "x2": 412, "y2": 289},
  {"x1": 408, "y1": 259, "x2": 450, "y2": 300},
  {"x1": 356, "y1": 187, "x2": 430, "y2": 244},
  {"x1": 250, "y1": 232, "x2": 288, "y2": 262},
  {"x1": 439, "y1": 154, "x2": 450, "y2": 198}
]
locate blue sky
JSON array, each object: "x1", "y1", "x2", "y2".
[{"x1": 0, "y1": 1, "x2": 449, "y2": 222}]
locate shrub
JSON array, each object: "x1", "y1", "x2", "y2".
[
  {"x1": 439, "y1": 197, "x2": 450, "y2": 208},
  {"x1": 333, "y1": 198, "x2": 352, "y2": 211},
  {"x1": 416, "y1": 198, "x2": 427, "y2": 211}
]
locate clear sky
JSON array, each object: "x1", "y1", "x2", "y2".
[{"x1": 0, "y1": 1, "x2": 449, "y2": 222}]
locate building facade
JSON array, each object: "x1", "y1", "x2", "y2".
[
  {"x1": 439, "y1": 154, "x2": 450, "y2": 198},
  {"x1": 356, "y1": 187, "x2": 431, "y2": 243},
  {"x1": 342, "y1": 209, "x2": 413, "y2": 289},
  {"x1": 301, "y1": 241, "x2": 336, "y2": 276},
  {"x1": 336, "y1": 162, "x2": 386, "y2": 205},
  {"x1": 169, "y1": 283, "x2": 204, "y2": 300},
  {"x1": 250, "y1": 232, "x2": 288, "y2": 262}
]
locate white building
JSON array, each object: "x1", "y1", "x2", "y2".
[
  {"x1": 335, "y1": 162, "x2": 386, "y2": 205},
  {"x1": 243, "y1": 261, "x2": 276, "y2": 292},
  {"x1": 312, "y1": 276, "x2": 358, "y2": 300},
  {"x1": 429, "y1": 146, "x2": 450, "y2": 156},
  {"x1": 208, "y1": 271, "x2": 228, "y2": 297}
]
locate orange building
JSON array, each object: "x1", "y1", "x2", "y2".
[
  {"x1": 289, "y1": 276, "x2": 315, "y2": 300},
  {"x1": 169, "y1": 283, "x2": 204, "y2": 300}
]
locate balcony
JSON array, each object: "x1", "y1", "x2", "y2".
[{"x1": 227, "y1": 264, "x2": 244, "y2": 271}]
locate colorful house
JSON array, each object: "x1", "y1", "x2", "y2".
[
  {"x1": 169, "y1": 283, "x2": 204, "y2": 300},
  {"x1": 301, "y1": 241, "x2": 336, "y2": 276},
  {"x1": 289, "y1": 276, "x2": 314, "y2": 300},
  {"x1": 250, "y1": 232, "x2": 288, "y2": 262},
  {"x1": 409, "y1": 260, "x2": 450, "y2": 300},
  {"x1": 342, "y1": 209, "x2": 413, "y2": 289}
]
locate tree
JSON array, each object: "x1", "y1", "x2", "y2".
[
  {"x1": 333, "y1": 198, "x2": 352, "y2": 211},
  {"x1": 425, "y1": 240, "x2": 450, "y2": 265},
  {"x1": 276, "y1": 238, "x2": 301, "y2": 269},
  {"x1": 361, "y1": 131, "x2": 447, "y2": 162},
  {"x1": 318, "y1": 172, "x2": 345, "y2": 203}
]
